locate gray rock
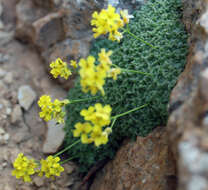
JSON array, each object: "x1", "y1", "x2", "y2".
[
  {"x1": 0, "y1": 68, "x2": 7, "y2": 78},
  {"x1": 33, "y1": 176, "x2": 44, "y2": 187},
  {"x1": 3, "y1": 72, "x2": 13, "y2": 85},
  {"x1": 42, "y1": 120, "x2": 65, "y2": 154},
  {"x1": 18, "y1": 85, "x2": 37, "y2": 110},
  {"x1": 11, "y1": 104, "x2": 22, "y2": 124}
]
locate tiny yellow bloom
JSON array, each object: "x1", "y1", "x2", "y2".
[
  {"x1": 70, "y1": 60, "x2": 78, "y2": 69},
  {"x1": 12, "y1": 153, "x2": 38, "y2": 182},
  {"x1": 108, "y1": 68, "x2": 121, "y2": 80},
  {"x1": 98, "y1": 49, "x2": 112, "y2": 65},
  {"x1": 120, "y1": 10, "x2": 134, "y2": 24},
  {"x1": 50, "y1": 58, "x2": 72, "y2": 80},
  {"x1": 38, "y1": 95, "x2": 69, "y2": 124},
  {"x1": 80, "y1": 104, "x2": 112, "y2": 127},
  {"x1": 39, "y1": 156, "x2": 64, "y2": 178},
  {"x1": 90, "y1": 125, "x2": 108, "y2": 147}
]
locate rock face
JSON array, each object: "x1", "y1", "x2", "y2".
[
  {"x1": 90, "y1": 127, "x2": 176, "y2": 190},
  {"x1": 167, "y1": 0, "x2": 208, "y2": 190},
  {"x1": 18, "y1": 85, "x2": 37, "y2": 111}
]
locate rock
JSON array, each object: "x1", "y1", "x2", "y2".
[
  {"x1": 42, "y1": 120, "x2": 65, "y2": 154},
  {"x1": 64, "y1": 163, "x2": 75, "y2": 174},
  {"x1": 41, "y1": 38, "x2": 90, "y2": 89},
  {"x1": 1, "y1": 0, "x2": 18, "y2": 27},
  {"x1": 33, "y1": 0, "x2": 56, "y2": 9},
  {"x1": 33, "y1": 176, "x2": 44, "y2": 187},
  {"x1": 12, "y1": 125, "x2": 29, "y2": 143},
  {"x1": 0, "y1": 31, "x2": 14, "y2": 46},
  {"x1": 11, "y1": 104, "x2": 22, "y2": 124},
  {"x1": 0, "y1": 128, "x2": 10, "y2": 145},
  {"x1": 3, "y1": 72, "x2": 13, "y2": 85},
  {"x1": 0, "y1": 81, "x2": 7, "y2": 96},
  {"x1": 167, "y1": 1, "x2": 208, "y2": 190},
  {"x1": 0, "y1": 68, "x2": 7, "y2": 78},
  {"x1": 0, "y1": 53, "x2": 9, "y2": 64},
  {"x1": 61, "y1": 0, "x2": 96, "y2": 39},
  {"x1": 90, "y1": 127, "x2": 176, "y2": 190},
  {"x1": 18, "y1": 85, "x2": 37, "y2": 111},
  {"x1": 32, "y1": 11, "x2": 65, "y2": 51},
  {"x1": 15, "y1": 0, "x2": 48, "y2": 42}
]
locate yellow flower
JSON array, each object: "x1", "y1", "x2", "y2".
[
  {"x1": 70, "y1": 60, "x2": 78, "y2": 69},
  {"x1": 120, "y1": 10, "x2": 134, "y2": 24},
  {"x1": 12, "y1": 153, "x2": 38, "y2": 182},
  {"x1": 73, "y1": 122, "x2": 92, "y2": 144},
  {"x1": 91, "y1": 5, "x2": 124, "y2": 42},
  {"x1": 93, "y1": 103, "x2": 112, "y2": 126},
  {"x1": 38, "y1": 95, "x2": 69, "y2": 124},
  {"x1": 98, "y1": 49, "x2": 112, "y2": 65},
  {"x1": 50, "y1": 58, "x2": 72, "y2": 80},
  {"x1": 80, "y1": 103, "x2": 112, "y2": 127},
  {"x1": 79, "y1": 55, "x2": 106, "y2": 95},
  {"x1": 108, "y1": 68, "x2": 121, "y2": 80},
  {"x1": 39, "y1": 156, "x2": 64, "y2": 179},
  {"x1": 38, "y1": 95, "x2": 52, "y2": 108},
  {"x1": 90, "y1": 125, "x2": 108, "y2": 147}
]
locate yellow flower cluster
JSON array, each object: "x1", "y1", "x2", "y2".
[
  {"x1": 39, "y1": 156, "x2": 64, "y2": 179},
  {"x1": 73, "y1": 103, "x2": 112, "y2": 146},
  {"x1": 79, "y1": 48, "x2": 120, "y2": 95},
  {"x1": 12, "y1": 153, "x2": 38, "y2": 182},
  {"x1": 12, "y1": 153, "x2": 64, "y2": 182},
  {"x1": 50, "y1": 58, "x2": 72, "y2": 79},
  {"x1": 91, "y1": 5, "x2": 133, "y2": 42},
  {"x1": 38, "y1": 95, "x2": 69, "y2": 124}
]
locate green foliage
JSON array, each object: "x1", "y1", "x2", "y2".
[{"x1": 64, "y1": 0, "x2": 188, "y2": 172}]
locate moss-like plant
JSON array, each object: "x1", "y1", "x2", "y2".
[{"x1": 64, "y1": 0, "x2": 188, "y2": 172}]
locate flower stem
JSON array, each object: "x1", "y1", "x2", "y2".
[
  {"x1": 60, "y1": 156, "x2": 77, "y2": 164},
  {"x1": 111, "y1": 104, "x2": 148, "y2": 119},
  {"x1": 54, "y1": 140, "x2": 81, "y2": 157},
  {"x1": 110, "y1": 118, "x2": 117, "y2": 129},
  {"x1": 111, "y1": 63, "x2": 151, "y2": 76},
  {"x1": 69, "y1": 96, "x2": 99, "y2": 104},
  {"x1": 121, "y1": 28, "x2": 156, "y2": 49}
]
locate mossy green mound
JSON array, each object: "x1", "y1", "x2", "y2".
[{"x1": 64, "y1": 0, "x2": 188, "y2": 172}]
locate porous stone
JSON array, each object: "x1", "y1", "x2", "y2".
[
  {"x1": 32, "y1": 11, "x2": 65, "y2": 51},
  {"x1": 90, "y1": 127, "x2": 176, "y2": 190},
  {"x1": 42, "y1": 120, "x2": 65, "y2": 154},
  {"x1": 167, "y1": 1, "x2": 208, "y2": 189},
  {"x1": 18, "y1": 85, "x2": 37, "y2": 111}
]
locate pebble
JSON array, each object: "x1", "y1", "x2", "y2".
[
  {"x1": 33, "y1": 176, "x2": 44, "y2": 187},
  {"x1": 18, "y1": 85, "x2": 37, "y2": 110},
  {"x1": 0, "y1": 68, "x2": 7, "y2": 78},
  {"x1": 42, "y1": 120, "x2": 65, "y2": 154},
  {"x1": 3, "y1": 72, "x2": 13, "y2": 85},
  {"x1": 11, "y1": 104, "x2": 22, "y2": 124}
]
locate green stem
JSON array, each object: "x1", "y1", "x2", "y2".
[
  {"x1": 111, "y1": 63, "x2": 151, "y2": 76},
  {"x1": 60, "y1": 156, "x2": 77, "y2": 164},
  {"x1": 110, "y1": 118, "x2": 117, "y2": 129},
  {"x1": 69, "y1": 96, "x2": 99, "y2": 104},
  {"x1": 54, "y1": 140, "x2": 81, "y2": 157},
  {"x1": 121, "y1": 28, "x2": 156, "y2": 49},
  {"x1": 111, "y1": 104, "x2": 148, "y2": 119}
]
